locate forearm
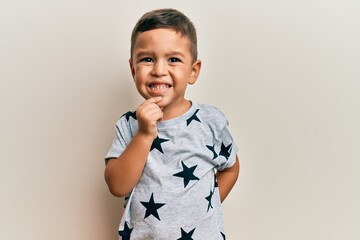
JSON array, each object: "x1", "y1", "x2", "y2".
[
  {"x1": 105, "y1": 132, "x2": 153, "y2": 197},
  {"x1": 216, "y1": 155, "x2": 240, "y2": 202}
]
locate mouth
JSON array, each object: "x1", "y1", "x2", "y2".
[
  {"x1": 148, "y1": 83, "x2": 172, "y2": 95},
  {"x1": 149, "y1": 83, "x2": 172, "y2": 90}
]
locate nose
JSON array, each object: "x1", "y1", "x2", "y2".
[{"x1": 151, "y1": 60, "x2": 167, "y2": 77}]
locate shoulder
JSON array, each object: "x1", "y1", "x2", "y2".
[
  {"x1": 115, "y1": 109, "x2": 138, "y2": 131},
  {"x1": 196, "y1": 103, "x2": 228, "y2": 127},
  {"x1": 197, "y1": 103, "x2": 225, "y2": 116},
  {"x1": 119, "y1": 110, "x2": 137, "y2": 122}
]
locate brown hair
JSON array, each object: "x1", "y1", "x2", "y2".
[{"x1": 130, "y1": 8, "x2": 198, "y2": 62}]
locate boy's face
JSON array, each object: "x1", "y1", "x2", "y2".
[{"x1": 130, "y1": 28, "x2": 201, "y2": 111}]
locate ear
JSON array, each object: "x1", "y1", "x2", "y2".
[
  {"x1": 129, "y1": 59, "x2": 135, "y2": 80},
  {"x1": 188, "y1": 59, "x2": 202, "y2": 85}
]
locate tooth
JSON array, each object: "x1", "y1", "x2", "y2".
[{"x1": 149, "y1": 84, "x2": 170, "y2": 90}]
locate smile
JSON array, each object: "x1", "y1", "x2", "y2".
[{"x1": 149, "y1": 83, "x2": 172, "y2": 90}]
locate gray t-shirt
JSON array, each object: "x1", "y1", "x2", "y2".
[{"x1": 105, "y1": 102, "x2": 238, "y2": 240}]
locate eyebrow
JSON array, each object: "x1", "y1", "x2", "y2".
[
  {"x1": 166, "y1": 51, "x2": 186, "y2": 58},
  {"x1": 135, "y1": 51, "x2": 152, "y2": 59},
  {"x1": 135, "y1": 50, "x2": 186, "y2": 59}
]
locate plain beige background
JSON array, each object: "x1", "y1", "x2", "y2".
[{"x1": 1, "y1": 0, "x2": 359, "y2": 239}]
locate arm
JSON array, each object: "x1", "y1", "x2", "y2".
[
  {"x1": 216, "y1": 155, "x2": 240, "y2": 202},
  {"x1": 104, "y1": 97, "x2": 163, "y2": 197}
]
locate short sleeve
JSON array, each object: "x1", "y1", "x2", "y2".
[
  {"x1": 214, "y1": 122, "x2": 238, "y2": 171},
  {"x1": 205, "y1": 107, "x2": 238, "y2": 171},
  {"x1": 104, "y1": 116, "x2": 133, "y2": 165}
]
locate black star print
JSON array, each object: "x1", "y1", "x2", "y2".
[
  {"x1": 205, "y1": 189, "x2": 214, "y2": 212},
  {"x1": 173, "y1": 161, "x2": 200, "y2": 188},
  {"x1": 150, "y1": 136, "x2": 170, "y2": 154},
  {"x1": 123, "y1": 195, "x2": 130, "y2": 208},
  {"x1": 221, "y1": 231, "x2": 226, "y2": 240},
  {"x1": 122, "y1": 111, "x2": 137, "y2": 121},
  {"x1": 140, "y1": 193, "x2": 165, "y2": 221},
  {"x1": 177, "y1": 227, "x2": 196, "y2": 240},
  {"x1": 118, "y1": 222, "x2": 133, "y2": 240},
  {"x1": 186, "y1": 109, "x2": 201, "y2": 126},
  {"x1": 214, "y1": 174, "x2": 218, "y2": 188},
  {"x1": 206, "y1": 144, "x2": 218, "y2": 160},
  {"x1": 219, "y1": 142, "x2": 232, "y2": 160}
]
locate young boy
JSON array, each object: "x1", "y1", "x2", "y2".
[{"x1": 105, "y1": 8, "x2": 240, "y2": 240}]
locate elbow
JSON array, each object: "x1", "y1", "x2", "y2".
[
  {"x1": 104, "y1": 162, "x2": 135, "y2": 197},
  {"x1": 105, "y1": 179, "x2": 131, "y2": 198},
  {"x1": 105, "y1": 170, "x2": 132, "y2": 198},
  {"x1": 107, "y1": 185, "x2": 130, "y2": 198}
]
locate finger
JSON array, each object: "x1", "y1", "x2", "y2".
[
  {"x1": 138, "y1": 102, "x2": 161, "y2": 115},
  {"x1": 142, "y1": 105, "x2": 163, "y2": 120},
  {"x1": 138, "y1": 97, "x2": 163, "y2": 112},
  {"x1": 151, "y1": 97, "x2": 164, "y2": 110},
  {"x1": 137, "y1": 102, "x2": 163, "y2": 121},
  {"x1": 148, "y1": 108, "x2": 164, "y2": 120},
  {"x1": 142, "y1": 96, "x2": 163, "y2": 106},
  {"x1": 152, "y1": 96, "x2": 163, "y2": 103}
]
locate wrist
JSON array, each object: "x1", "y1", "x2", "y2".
[{"x1": 134, "y1": 131, "x2": 157, "y2": 143}]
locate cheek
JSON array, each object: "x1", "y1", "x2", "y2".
[
  {"x1": 134, "y1": 67, "x2": 150, "y2": 79},
  {"x1": 133, "y1": 71, "x2": 144, "y2": 82}
]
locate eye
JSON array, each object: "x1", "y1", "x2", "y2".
[
  {"x1": 168, "y1": 57, "x2": 181, "y2": 63},
  {"x1": 140, "y1": 57, "x2": 153, "y2": 62}
]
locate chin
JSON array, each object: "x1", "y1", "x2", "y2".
[
  {"x1": 156, "y1": 101, "x2": 167, "y2": 108},
  {"x1": 159, "y1": 99, "x2": 174, "y2": 109}
]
